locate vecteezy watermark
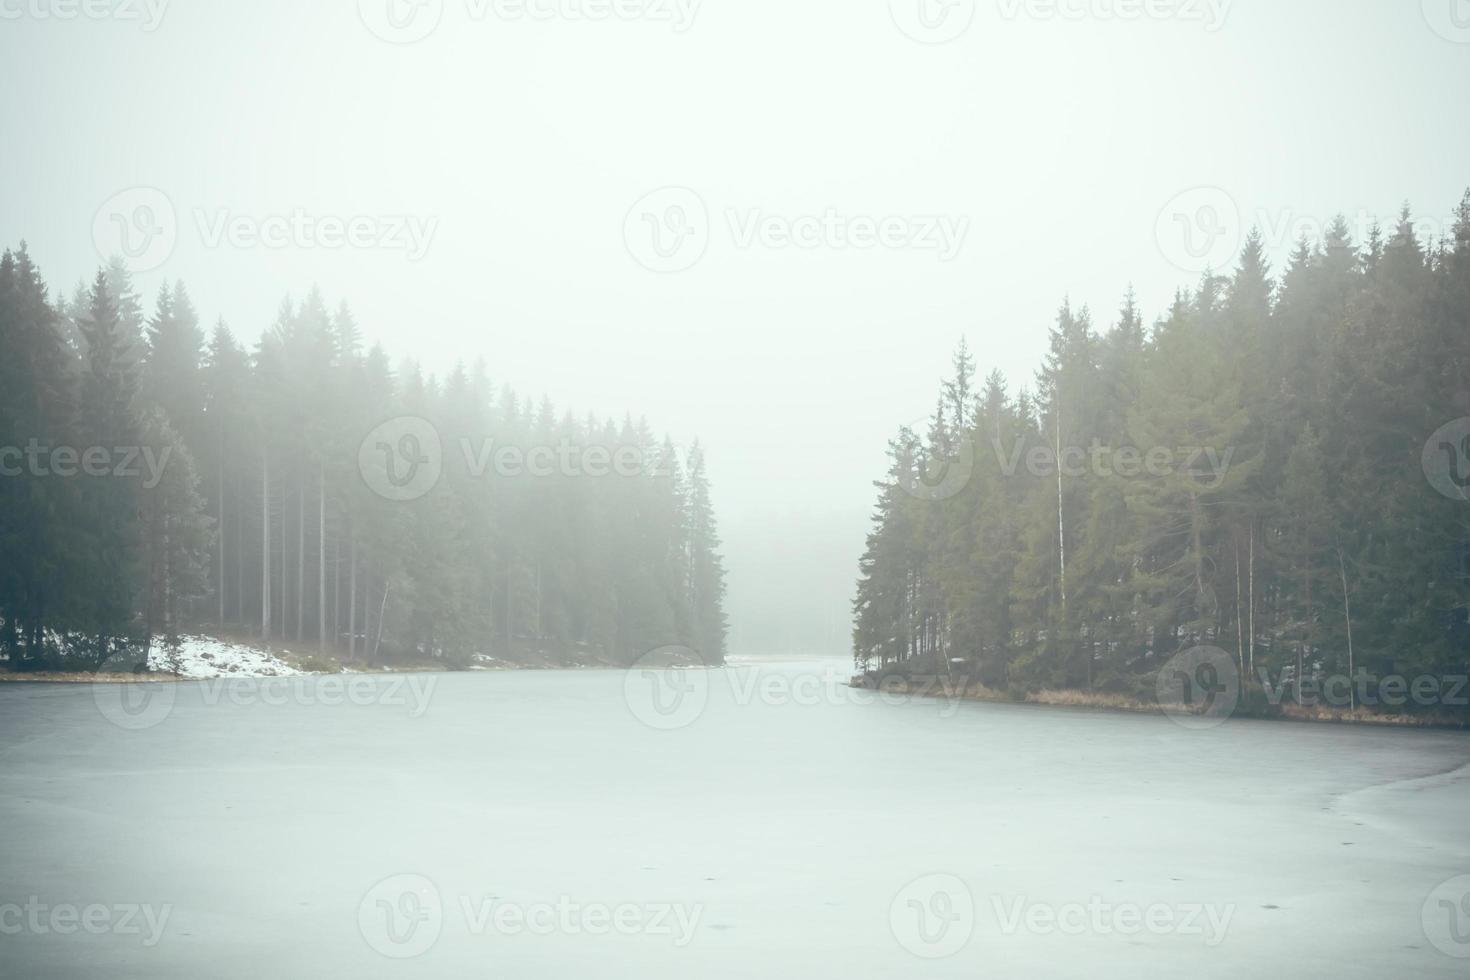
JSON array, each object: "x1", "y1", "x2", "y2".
[
  {"x1": 889, "y1": 0, "x2": 976, "y2": 44},
  {"x1": 0, "y1": 0, "x2": 169, "y2": 30},
  {"x1": 93, "y1": 187, "x2": 178, "y2": 273},
  {"x1": 890, "y1": 874, "x2": 975, "y2": 958},
  {"x1": 93, "y1": 667, "x2": 439, "y2": 731},
  {"x1": 1423, "y1": 875, "x2": 1470, "y2": 959},
  {"x1": 357, "y1": 416, "x2": 651, "y2": 503},
  {"x1": 359, "y1": 874, "x2": 444, "y2": 959},
  {"x1": 623, "y1": 646, "x2": 710, "y2": 731},
  {"x1": 194, "y1": 209, "x2": 438, "y2": 261},
  {"x1": 357, "y1": 0, "x2": 699, "y2": 43},
  {"x1": 0, "y1": 898, "x2": 172, "y2": 947},
  {"x1": 92, "y1": 187, "x2": 438, "y2": 268},
  {"x1": 991, "y1": 437, "x2": 1235, "y2": 488},
  {"x1": 359, "y1": 417, "x2": 444, "y2": 503},
  {"x1": 1254, "y1": 669, "x2": 1469, "y2": 711},
  {"x1": 995, "y1": 0, "x2": 1231, "y2": 30},
  {"x1": 623, "y1": 657, "x2": 968, "y2": 731},
  {"x1": 1157, "y1": 188, "x2": 1463, "y2": 275},
  {"x1": 726, "y1": 209, "x2": 969, "y2": 262},
  {"x1": 898, "y1": 433, "x2": 1236, "y2": 502},
  {"x1": 357, "y1": 874, "x2": 703, "y2": 958},
  {"x1": 900, "y1": 440, "x2": 975, "y2": 502},
  {"x1": 1422, "y1": 0, "x2": 1470, "y2": 44},
  {"x1": 988, "y1": 894, "x2": 1235, "y2": 946},
  {"x1": 195, "y1": 675, "x2": 437, "y2": 715},
  {"x1": 1155, "y1": 645, "x2": 1240, "y2": 729},
  {"x1": 0, "y1": 441, "x2": 172, "y2": 489},
  {"x1": 623, "y1": 187, "x2": 710, "y2": 274},
  {"x1": 1424, "y1": 418, "x2": 1470, "y2": 502},
  {"x1": 1155, "y1": 186, "x2": 1242, "y2": 275},
  {"x1": 92, "y1": 647, "x2": 175, "y2": 731},
  {"x1": 623, "y1": 188, "x2": 970, "y2": 273}
]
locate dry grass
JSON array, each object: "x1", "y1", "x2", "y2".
[
  {"x1": 1026, "y1": 689, "x2": 1157, "y2": 713},
  {"x1": 1277, "y1": 702, "x2": 1461, "y2": 728},
  {"x1": 0, "y1": 672, "x2": 182, "y2": 684},
  {"x1": 855, "y1": 676, "x2": 1469, "y2": 729}
]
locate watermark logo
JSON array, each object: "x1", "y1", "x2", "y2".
[
  {"x1": 995, "y1": 0, "x2": 1230, "y2": 30},
  {"x1": 889, "y1": 0, "x2": 976, "y2": 43},
  {"x1": 1423, "y1": 0, "x2": 1470, "y2": 43},
  {"x1": 890, "y1": 874, "x2": 974, "y2": 958},
  {"x1": 357, "y1": 417, "x2": 653, "y2": 501},
  {"x1": 359, "y1": 874, "x2": 444, "y2": 958},
  {"x1": 993, "y1": 437, "x2": 1235, "y2": 487},
  {"x1": 93, "y1": 188, "x2": 437, "y2": 264},
  {"x1": 726, "y1": 209, "x2": 969, "y2": 262},
  {"x1": 1155, "y1": 186, "x2": 1241, "y2": 275},
  {"x1": 0, "y1": 0, "x2": 169, "y2": 30},
  {"x1": 459, "y1": 894, "x2": 702, "y2": 944},
  {"x1": 358, "y1": 0, "x2": 445, "y2": 43},
  {"x1": 0, "y1": 898, "x2": 172, "y2": 946},
  {"x1": 1423, "y1": 418, "x2": 1470, "y2": 502},
  {"x1": 93, "y1": 187, "x2": 177, "y2": 272},
  {"x1": 0, "y1": 441, "x2": 173, "y2": 489},
  {"x1": 623, "y1": 646, "x2": 709, "y2": 731},
  {"x1": 900, "y1": 438, "x2": 975, "y2": 502},
  {"x1": 1423, "y1": 875, "x2": 1470, "y2": 958},
  {"x1": 624, "y1": 187, "x2": 709, "y2": 274},
  {"x1": 359, "y1": 416, "x2": 444, "y2": 503},
  {"x1": 193, "y1": 209, "x2": 437, "y2": 260},
  {"x1": 483, "y1": 0, "x2": 700, "y2": 30},
  {"x1": 1155, "y1": 645, "x2": 1239, "y2": 729},
  {"x1": 990, "y1": 894, "x2": 1234, "y2": 945},
  {"x1": 359, "y1": 877, "x2": 702, "y2": 951},
  {"x1": 196, "y1": 675, "x2": 437, "y2": 716},
  {"x1": 625, "y1": 189, "x2": 970, "y2": 273},
  {"x1": 1253, "y1": 668, "x2": 1468, "y2": 710},
  {"x1": 359, "y1": 0, "x2": 698, "y2": 41},
  {"x1": 92, "y1": 647, "x2": 176, "y2": 731}
]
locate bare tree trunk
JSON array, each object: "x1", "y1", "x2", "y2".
[
  {"x1": 279, "y1": 478, "x2": 287, "y2": 641},
  {"x1": 333, "y1": 531, "x2": 341, "y2": 651},
  {"x1": 1235, "y1": 536, "x2": 1244, "y2": 678},
  {"x1": 296, "y1": 474, "x2": 305, "y2": 643},
  {"x1": 373, "y1": 582, "x2": 390, "y2": 662},
  {"x1": 1248, "y1": 523, "x2": 1256, "y2": 677},
  {"x1": 1055, "y1": 410, "x2": 1066, "y2": 619},
  {"x1": 235, "y1": 490, "x2": 243, "y2": 626},
  {"x1": 1300, "y1": 563, "x2": 1312, "y2": 705},
  {"x1": 1338, "y1": 548, "x2": 1356, "y2": 712},
  {"x1": 348, "y1": 533, "x2": 357, "y2": 659},
  {"x1": 218, "y1": 456, "x2": 225, "y2": 629},
  {"x1": 318, "y1": 462, "x2": 326, "y2": 652},
  {"x1": 261, "y1": 451, "x2": 271, "y2": 643}
]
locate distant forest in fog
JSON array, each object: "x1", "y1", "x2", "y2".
[
  {"x1": 0, "y1": 249, "x2": 728, "y2": 671},
  {"x1": 855, "y1": 192, "x2": 1470, "y2": 708}
]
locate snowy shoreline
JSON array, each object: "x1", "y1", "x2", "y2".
[{"x1": 0, "y1": 636, "x2": 641, "y2": 682}]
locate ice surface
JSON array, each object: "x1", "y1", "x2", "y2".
[{"x1": 0, "y1": 659, "x2": 1466, "y2": 979}]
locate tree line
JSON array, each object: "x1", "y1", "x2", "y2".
[
  {"x1": 0, "y1": 246, "x2": 727, "y2": 671},
  {"x1": 854, "y1": 191, "x2": 1470, "y2": 712}
]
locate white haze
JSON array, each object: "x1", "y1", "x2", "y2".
[{"x1": 2, "y1": 0, "x2": 1468, "y2": 655}]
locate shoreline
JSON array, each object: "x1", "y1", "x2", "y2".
[
  {"x1": 0, "y1": 658, "x2": 726, "y2": 684},
  {"x1": 855, "y1": 675, "x2": 1470, "y2": 731}
]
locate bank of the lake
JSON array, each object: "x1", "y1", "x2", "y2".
[{"x1": 852, "y1": 672, "x2": 1470, "y2": 730}]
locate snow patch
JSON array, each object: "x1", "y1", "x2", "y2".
[{"x1": 149, "y1": 636, "x2": 302, "y2": 679}]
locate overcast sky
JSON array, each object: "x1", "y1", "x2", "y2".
[{"x1": 3, "y1": 0, "x2": 1468, "y2": 656}]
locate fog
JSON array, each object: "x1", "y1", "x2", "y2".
[{"x1": 3, "y1": 0, "x2": 1468, "y2": 658}]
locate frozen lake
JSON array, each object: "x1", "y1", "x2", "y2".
[{"x1": 2, "y1": 658, "x2": 1468, "y2": 978}]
